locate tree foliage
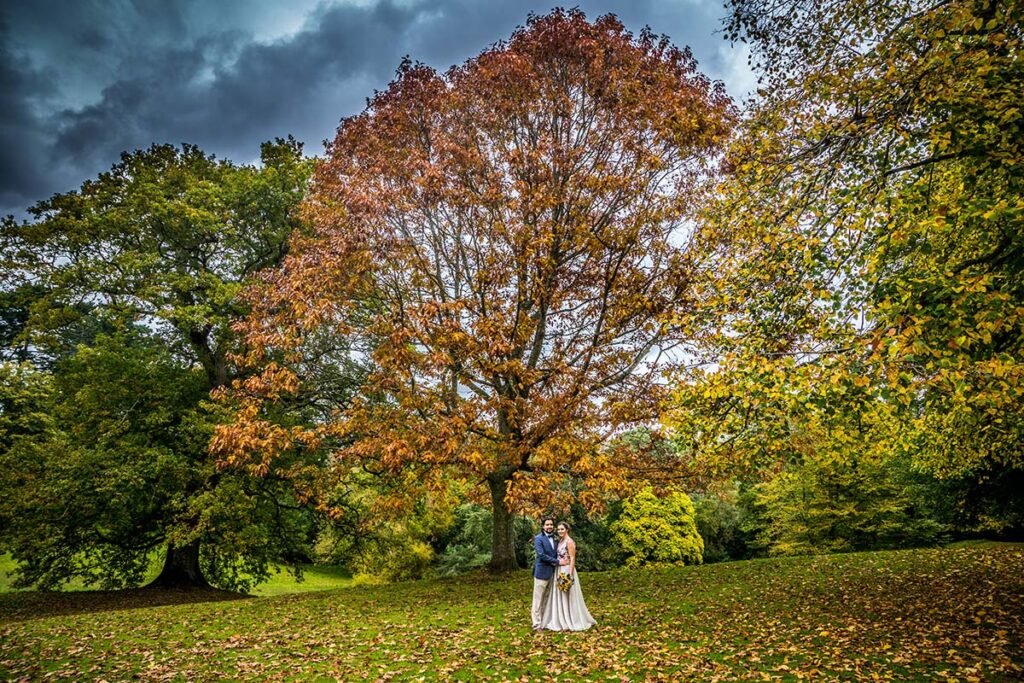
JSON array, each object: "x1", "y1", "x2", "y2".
[
  {"x1": 4, "y1": 138, "x2": 311, "y2": 387},
  {"x1": 610, "y1": 486, "x2": 704, "y2": 568},
  {"x1": 667, "y1": 0, "x2": 1023, "y2": 486},
  {"x1": 749, "y1": 451, "x2": 950, "y2": 556},
  {"x1": 692, "y1": 485, "x2": 753, "y2": 563},
  {"x1": 0, "y1": 361, "x2": 55, "y2": 544},
  {"x1": 214, "y1": 9, "x2": 734, "y2": 570},
  {"x1": 1, "y1": 334, "x2": 205, "y2": 588},
  {"x1": 0, "y1": 139, "x2": 321, "y2": 589}
]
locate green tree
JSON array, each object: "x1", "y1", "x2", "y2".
[
  {"x1": 434, "y1": 505, "x2": 495, "y2": 577},
  {"x1": 0, "y1": 284, "x2": 44, "y2": 363},
  {"x1": 560, "y1": 501, "x2": 622, "y2": 572},
  {"x1": 0, "y1": 139, "x2": 322, "y2": 589},
  {"x1": 0, "y1": 362, "x2": 55, "y2": 542},
  {"x1": 692, "y1": 485, "x2": 752, "y2": 563},
  {"x1": 749, "y1": 450, "x2": 949, "y2": 556},
  {"x1": 2, "y1": 334, "x2": 200, "y2": 588},
  {"x1": 611, "y1": 487, "x2": 704, "y2": 568}
]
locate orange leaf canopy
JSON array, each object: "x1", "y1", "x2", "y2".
[{"x1": 215, "y1": 9, "x2": 733, "y2": 517}]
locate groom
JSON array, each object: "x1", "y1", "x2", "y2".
[{"x1": 531, "y1": 517, "x2": 566, "y2": 629}]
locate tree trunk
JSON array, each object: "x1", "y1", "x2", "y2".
[
  {"x1": 487, "y1": 474, "x2": 518, "y2": 572},
  {"x1": 151, "y1": 541, "x2": 210, "y2": 588}
]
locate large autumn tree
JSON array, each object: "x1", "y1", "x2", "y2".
[
  {"x1": 666, "y1": 0, "x2": 1023, "y2": 504},
  {"x1": 0, "y1": 139, "x2": 325, "y2": 589},
  {"x1": 214, "y1": 9, "x2": 734, "y2": 570}
]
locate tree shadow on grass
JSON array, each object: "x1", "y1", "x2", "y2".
[{"x1": 0, "y1": 586, "x2": 250, "y2": 623}]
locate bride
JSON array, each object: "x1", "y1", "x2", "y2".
[{"x1": 542, "y1": 522, "x2": 597, "y2": 631}]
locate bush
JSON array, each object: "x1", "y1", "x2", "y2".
[
  {"x1": 436, "y1": 543, "x2": 491, "y2": 576},
  {"x1": 611, "y1": 487, "x2": 704, "y2": 568}
]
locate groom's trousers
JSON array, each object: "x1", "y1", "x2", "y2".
[{"x1": 532, "y1": 577, "x2": 551, "y2": 628}]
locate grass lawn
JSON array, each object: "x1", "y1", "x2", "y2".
[
  {"x1": 1, "y1": 544, "x2": 1022, "y2": 681},
  {"x1": 251, "y1": 565, "x2": 353, "y2": 597}
]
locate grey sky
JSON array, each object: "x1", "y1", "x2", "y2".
[{"x1": 0, "y1": 0, "x2": 754, "y2": 219}]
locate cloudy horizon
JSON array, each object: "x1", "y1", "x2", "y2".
[{"x1": 0, "y1": 0, "x2": 754, "y2": 219}]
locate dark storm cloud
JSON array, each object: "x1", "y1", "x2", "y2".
[
  {"x1": 0, "y1": 25, "x2": 60, "y2": 211},
  {"x1": 0, "y1": 0, "x2": 744, "y2": 218},
  {"x1": 407, "y1": 0, "x2": 735, "y2": 80},
  {"x1": 44, "y1": 1, "x2": 443, "y2": 185}
]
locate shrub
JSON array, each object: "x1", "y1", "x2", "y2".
[
  {"x1": 611, "y1": 487, "x2": 704, "y2": 568},
  {"x1": 436, "y1": 543, "x2": 491, "y2": 576}
]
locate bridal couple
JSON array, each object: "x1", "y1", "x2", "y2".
[{"x1": 531, "y1": 517, "x2": 597, "y2": 631}]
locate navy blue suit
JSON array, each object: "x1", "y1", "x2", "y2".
[{"x1": 533, "y1": 532, "x2": 560, "y2": 580}]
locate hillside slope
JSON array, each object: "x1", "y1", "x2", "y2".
[{"x1": 1, "y1": 545, "x2": 1022, "y2": 681}]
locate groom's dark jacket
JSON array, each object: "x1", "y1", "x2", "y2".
[{"x1": 533, "y1": 532, "x2": 560, "y2": 580}]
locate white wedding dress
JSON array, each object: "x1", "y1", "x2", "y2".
[{"x1": 542, "y1": 539, "x2": 596, "y2": 631}]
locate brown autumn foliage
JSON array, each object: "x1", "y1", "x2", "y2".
[{"x1": 211, "y1": 9, "x2": 734, "y2": 570}]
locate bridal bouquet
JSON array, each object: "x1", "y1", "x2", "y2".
[{"x1": 556, "y1": 571, "x2": 574, "y2": 593}]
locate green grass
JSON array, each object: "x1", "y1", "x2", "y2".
[
  {"x1": 250, "y1": 564, "x2": 353, "y2": 597},
  {"x1": 1, "y1": 545, "x2": 1022, "y2": 681},
  {"x1": 943, "y1": 538, "x2": 1020, "y2": 550}
]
